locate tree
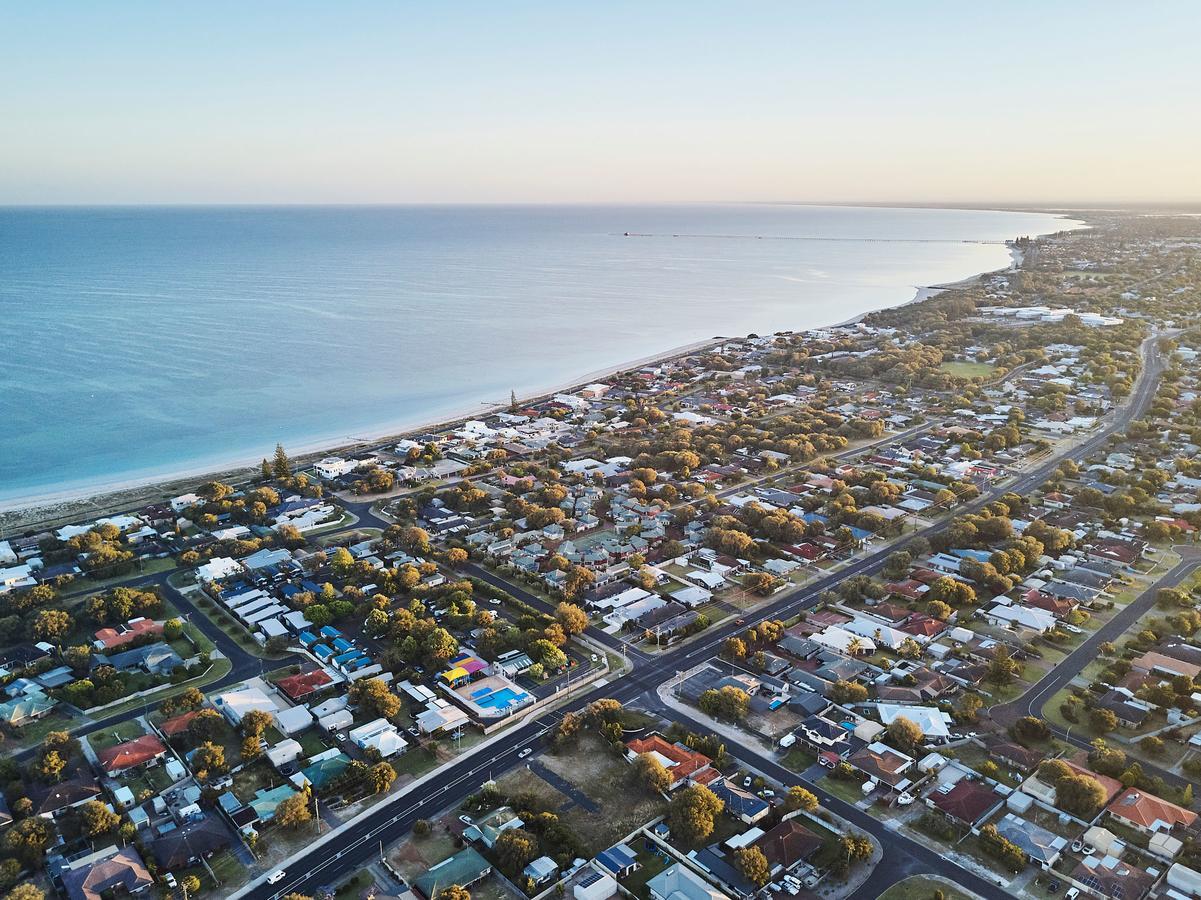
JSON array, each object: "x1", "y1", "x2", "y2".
[
  {"x1": 241, "y1": 734, "x2": 264, "y2": 762},
  {"x1": 1012, "y1": 716, "x2": 1050, "y2": 744},
  {"x1": 955, "y1": 692, "x2": 984, "y2": 723},
  {"x1": 631, "y1": 752, "x2": 672, "y2": 795},
  {"x1": 555, "y1": 602, "x2": 588, "y2": 635},
  {"x1": 830, "y1": 679, "x2": 868, "y2": 704},
  {"x1": 369, "y1": 762, "x2": 397, "y2": 794},
  {"x1": 784, "y1": 786, "x2": 819, "y2": 813},
  {"x1": 79, "y1": 800, "x2": 120, "y2": 837},
  {"x1": 162, "y1": 617, "x2": 185, "y2": 640},
  {"x1": 180, "y1": 876, "x2": 202, "y2": 897},
  {"x1": 273, "y1": 443, "x2": 291, "y2": 478},
  {"x1": 192, "y1": 741, "x2": 227, "y2": 778},
  {"x1": 241, "y1": 709, "x2": 274, "y2": 737},
  {"x1": 722, "y1": 637, "x2": 747, "y2": 660},
  {"x1": 926, "y1": 600, "x2": 953, "y2": 621},
  {"x1": 422, "y1": 627, "x2": 460, "y2": 666},
  {"x1": 668, "y1": 784, "x2": 724, "y2": 846},
  {"x1": 1055, "y1": 774, "x2": 1109, "y2": 818},
  {"x1": 743, "y1": 572, "x2": 776, "y2": 596},
  {"x1": 494, "y1": 828, "x2": 539, "y2": 875},
  {"x1": 1089, "y1": 707, "x2": 1118, "y2": 734},
  {"x1": 2, "y1": 887, "x2": 46, "y2": 900},
  {"x1": 887, "y1": 716, "x2": 924, "y2": 753},
  {"x1": 35, "y1": 750, "x2": 66, "y2": 783},
  {"x1": 699, "y1": 686, "x2": 749, "y2": 721},
  {"x1": 734, "y1": 846, "x2": 771, "y2": 887},
  {"x1": 3, "y1": 817, "x2": 53, "y2": 867},
  {"x1": 434, "y1": 888, "x2": 471, "y2": 900},
  {"x1": 188, "y1": 708, "x2": 224, "y2": 741},
  {"x1": 349, "y1": 678, "x2": 401, "y2": 719},
  {"x1": 275, "y1": 791, "x2": 313, "y2": 828},
  {"x1": 986, "y1": 645, "x2": 1022, "y2": 685},
  {"x1": 31, "y1": 609, "x2": 71, "y2": 643}
]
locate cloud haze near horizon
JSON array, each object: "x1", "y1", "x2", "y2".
[{"x1": 4, "y1": 1, "x2": 1199, "y2": 205}]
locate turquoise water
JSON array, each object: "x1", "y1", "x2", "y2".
[
  {"x1": 472, "y1": 686, "x2": 529, "y2": 710},
  {"x1": 0, "y1": 204, "x2": 1079, "y2": 504}
]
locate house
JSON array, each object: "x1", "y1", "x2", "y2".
[
  {"x1": 752, "y1": 817, "x2": 823, "y2": 875},
  {"x1": 275, "y1": 669, "x2": 335, "y2": 701},
  {"x1": 926, "y1": 780, "x2": 1000, "y2": 827},
  {"x1": 96, "y1": 734, "x2": 168, "y2": 777},
  {"x1": 1131, "y1": 651, "x2": 1201, "y2": 680},
  {"x1": 212, "y1": 684, "x2": 279, "y2": 726},
  {"x1": 413, "y1": 848, "x2": 493, "y2": 899},
  {"x1": 1107, "y1": 788, "x2": 1198, "y2": 834},
  {"x1": 248, "y1": 784, "x2": 298, "y2": 823},
  {"x1": 524, "y1": 855, "x2": 559, "y2": 886},
  {"x1": 348, "y1": 718, "x2": 407, "y2": 757},
  {"x1": 29, "y1": 770, "x2": 102, "y2": 818},
  {"x1": 647, "y1": 862, "x2": 731, "y2": 900},
  {"x1": 573, "y1": 867, "x2": 619, "y2": 900},
  {"x1": 150, "y1": 814, "x2": 231, "y2": 870},
  {"x1": 61, "y1": 845, "x2": 153, "y2": 900},
  {"x1": 710, "y1": 778, "x2": 770, "y2": 824},
  {"x1": 1071, "y1": 854, "x2": 1155, "y2": 899},
  {"x1": 848, "y1": 742, "x2": 915, "y2": 790},
  {"x1": 463, "y1": 806, "x2": 524, "y2": 848},
  {"x1": 265, "y1": 739, "x2": 303, "y2": 769},
  {"x1": 625, "y1": 734, "x2": 714, "y2": 789},
  {"x1": 994, "y1": 812, "x2": 1067, "y2": 867},
  {"x1": 876, "y1": 703, "x2": 954, "y2": 739},
  {"x1": 594, "y1": 842, "x2": 640, "y2": 878},
  {"x1": 0, "y1": 692, "x2": 57, "y2": 728}
]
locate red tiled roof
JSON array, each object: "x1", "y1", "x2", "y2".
[
  {"x1": 1107, "y1": 788, "x2": 1198, "y2": 830},
  {"x1": 928, "y1": 780, "x2": 998, "y2": 825},
  {"x1": 276, "y1": 669, "x2": 334, "y2": 700},
  {"x1": 93, "y1": 618, "x2": 163, "y2": 650},
  {"x1": 160, "y1": 709, "x2": 203, "y2": 737},
  {"x1": 97, "y1": 734, "x2": 167, "y2": 774},
  {"x1": 626, "y1": 735, "x2": 712, "y2": 782}
]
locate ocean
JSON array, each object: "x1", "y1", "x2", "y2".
[{"x1": 0, "y1": 204, "x2": 1080, "y2": 506}]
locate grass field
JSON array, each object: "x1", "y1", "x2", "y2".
[
  {"x1": 940, "y1": 360, "x2": 996, "y2": 378},
  {"x1": 877, "y1": 875, "x2": 975, "y2": 900}
]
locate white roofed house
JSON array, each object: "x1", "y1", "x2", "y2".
[
  {"x1": 348, "y1": 718, "x2": 407, "y2": 757},
  {"x1": 812, "y1": 625, "x2": 876, "y2": 656},
  {"x1": 984, "y1": 603, "x2": 1056, "y2": 634}
]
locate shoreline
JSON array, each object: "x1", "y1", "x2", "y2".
[{"x1": 0, "y1": 219, "x2": 1079, "y2": 530}]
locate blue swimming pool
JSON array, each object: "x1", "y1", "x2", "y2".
[{"x1": 473, "y1": 687, "x2": 529, "y2": 710}]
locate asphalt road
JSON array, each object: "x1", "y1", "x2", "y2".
[{"x1": 236, "y1": 333, "x2": 1171, "y2": 898}]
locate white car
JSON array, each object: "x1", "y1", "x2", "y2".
[
  {"x1": 164, "y1": 873, "x2": 177, "y2": 888},
  {"x1": 518, "y1": 747, "x2": 533, "y2": 758},
  {"x1": 459, "y1": 814, "x2": 474, "y2": 825},
  {"x1": 267, "y1": 871, "x2": 287, "y2": 885},
  {"x1": 1064, "y1": 890, "x2": 1080, "y2": 900},
  {"x1": 488, "y1": 598, "x2": 501, "y2": 605}
]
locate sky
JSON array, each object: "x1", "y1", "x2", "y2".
[{"x1": 4, "y1": 2, "x2": 1200, "y2": 205}]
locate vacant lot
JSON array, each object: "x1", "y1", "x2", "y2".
[
  {"x1": 939, "y1": 360, "x2": 996, "y2": 378},
  {"x1": 878, "y1": 875, "x2": 975, "y2": 900}
]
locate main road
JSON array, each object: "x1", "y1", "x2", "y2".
[{"x1": 237, "y1": 334, "x2": 1169, "y2": 899}]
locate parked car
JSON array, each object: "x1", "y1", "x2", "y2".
[
  {"x1": 268, "y1": 871, "x2": 287, "y2": 885},
  {"x1": 518, "y1": 747, "x2": 533, "y2": 758}
]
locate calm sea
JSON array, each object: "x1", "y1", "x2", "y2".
[{"x1": 0, "y1": 204, "x2": 1079, "y2": 504}]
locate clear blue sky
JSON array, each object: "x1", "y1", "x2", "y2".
[{"x1": 4, "y1": 1, "x2": 1199, "y2": 204}]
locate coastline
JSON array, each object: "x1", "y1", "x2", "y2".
[{"x1": 0, "y1": 222, "x2": 1075, "y2": 530}]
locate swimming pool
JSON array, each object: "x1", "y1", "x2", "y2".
[{"x1": 472, "y1": 686, "x2": 529, "y2": 710}]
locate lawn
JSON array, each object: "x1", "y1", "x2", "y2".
[
  {"x1": 87, "y1": 719, "x2": 149, "y2": 753},
  {"x1": 878, "y1": 875, "x2": 975, "y2": 900},
  {"x1": 939, "y1": 359, "x2": 993, "y2": 379},
  {"x1": 5, "y1": 709, "x2": 79, "y2": 752},
  {"x1": 620, "y1": 844, "x2": 673, "y2": 899}
]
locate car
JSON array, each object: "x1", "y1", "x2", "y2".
[
  {"x1": 896, "y1": 791, "x2": 915, "y2": 806},
  {"x1": 1064, "y1": 890, "x2": 1080, "y2": 900},
  {"x1": 783, "y1": 884, "x2": 799, "y2": 896},
  {"x1": 489, "y1": 598, "x2": 501, "y2": 605},
  {"x1": 164, "y1": 873, "x2": 177, "y2": 888},
  {"x1": 459, "y1": 814, "x2": 474, "y2": 825},
  {"x1": 760, "y1": 788, "x2": 775, "y2": 798},
  {"x1": 267, "y1": 871, "x2": 287, "y2": 885},
  {"x1": 818, "y1": 753, "x2": 838, "y2": 769},
  {"x1": 735, "y1": 618, "x2": 745, "y2": 625},
  {"x1": 590, "y1": 653, "x2": 599, "y2": 662},
  {"x1": 743, "y1": 776, "x2": 753, "y2": 788},
  {"x1": 518, "y1": 747, "x2": 533, "y2": 758}
]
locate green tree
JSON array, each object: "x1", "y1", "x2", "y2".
[
  {"x1": 734, "y1": 846, "x2": 771, "y2": 887},
  {"x1": 1089, "y1": 707, "x2": 1118, "y2": 734},
  {"x1": 668, "y1": 784, "x2": 724, "y2": 846},
  {"x1": 31, "y1": 609, "x2": 72, "y2": 643},
  {"x1": 348, "y1": 678, "x2": 401, "y2": 719},
  {"x1": 1055, "y1": 774, "x2": 1109, "y2": 818},
  {"x1": 555, "y1": 602, "x2": 588, "y2": 635},
  {"x1": 631, "y1": 752, "x2": 673, "y2": 794},
  {"x1": 79, "y1": 800, "x2": 120, "y2": 837},
  {"x1": 192, "y1": 741, "x2": 227, "y2": 778},
  {"x1": 180, "y1": 876, "x2": 202, "y2": 896},
  {"x1": 784, "y1": 785, "x2": 819, "y2": 813},
  {"x1": 241, "y1": 709, "x2": 274, "y2": 737},
  {"x1": 434, "y1": 887, "x2": 471, "y2": 900},
  {"x1": 369, "y1": 762, "x2": 397, "y2": 794},
  {"x1": 699, "y1": 686, "x2": 750, "y2": 721},
  {"x1": 275, "y1": 791, "x2": 313, "y2": 829},
  {"x1": 494, "y1": 828, "x2": 539, "y2": 876},
  {"x1": 830, "y1": 680, "x2": 868, "y2": 704},
  {"x1": 887, "y1": 716, "x2": 924, "y2": 753},
  {"x1": 273, "y1": 443, "x2": 292, "y2": 478}
]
